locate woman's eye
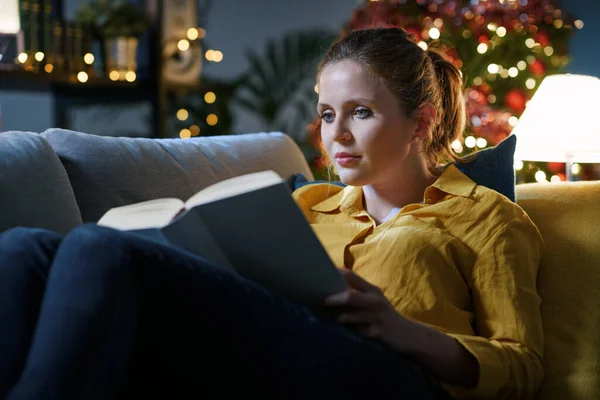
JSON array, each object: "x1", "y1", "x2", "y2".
[
  {"x1": 355, "y1": 108, "x2": 373, "y2": 119},
  {"x1": 320, "y1": 112, "x2": 334, "y2": 123}
]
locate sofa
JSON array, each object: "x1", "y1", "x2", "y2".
[{"x1": 0, "y1": 128, "x2": 598, "y2": 399}]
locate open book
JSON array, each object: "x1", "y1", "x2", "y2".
[{"x1": 98, "y1": 170, "x2": 348, "y2": 308}]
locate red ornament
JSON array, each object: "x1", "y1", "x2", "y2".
[
  {"x1": 478, "y1": 35, "x2": 488, "y2": 44},
  {"x1": 534, "y1": 31, "x2": 550, "y2": 47},
  {"x1": 547, "y1": 162, "x2": 565, "y2": 174},
  {"x1": 405, "y1": 25, "x2": 423, "y2": 41},
  {"x1": 504, "y1": 88, "x2": 527, "y2": 114},
  {"x1": 529, "y1": 60, "x2": 545, "y2": 77}
]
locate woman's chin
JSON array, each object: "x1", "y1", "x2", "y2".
[{"x1": 337, "y1": 170, "x2": 368, "y2": 187}]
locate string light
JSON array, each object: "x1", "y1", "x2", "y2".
[
  {"x1": 574, "y1": 20, "x2": 584, "y2": 29},
  {"x1": 84, "y1": 53, "x2": 95, "y2": 65},
  {"x1": 550, "y1": 175, "x2": 562, "y2": 183},
  {"x1": 525, "y1": 38, "x2": 535, "y2": 48},
  {"x1": 190, "y1": 125, "x2": 200, "y2": 136},
  {"x1": 178, "y1": 39, "x2": 190, "y2": 51},
  {"x1": 544, "y1": 46, "x2": 554, "y2": 56},
  {"x1": 109, "y1": 70, "x2": 120, "y2": 81},
  {"x1": 476, "y1": 137, "x2": 488, "y2": 148},
  {"x1": 571, "y1": 163, "x2": 582, "y2": 175},
  {"x1": 508, "y1": 116, "x2": 519, "y2": 126},
  {"x1": 197, "y1": 28, "x2": 206, "y2": 38},
  {"x1": 526, "y1": 78, "x2": 536, "y2": 89},
  {"x1": 44, "y1": 64, "x2": 53, "y2": 73},
  {"x1": 487, "y1": 63, "x2": 499, "y2": 74},
  {"x1": 34, "y1": 52, "x2": 44, "y2": 62},
  {"x1": 535, "y1": 170, "x2": 547, "y2": 182},
  {"x1": 17, "y1": 53, "x2": 27, "y2": 63},
  {"x1": 204, "y1": 92, "x2": 216, "y2": 103},
  {"x1": 179, "y1": 129, "x2": 191, "y2": 139},
  {"x1": 465, "y1": 136, "x2": 476, "y2": 148},
  {"x1": 451, "y1": 139, "x2": 463, "y2": 153},
  {"x1": 496, "y1": 26, "x2": 507, "y2": 37},
  {"x1": 508, "y1": 67, "x2": 518, "y2": 77},
  {"x1": 514, "y1": 160, "x2": 524, "y2": 171},
  {"x1": 428, "y1": 27, "x2": 440, "y2": 39},
  {"x1": 177, "y1": 109, "x2": 189, "y2": 121},
  {"x1": 553, "y1": 20, "x2": 563, "y2": 29},
  {"x1": 417, "y1": 41, "x2": 428, "y2": 50},
  {"x1": 187, "y1": 28, "x2": 199, "y2": 40},
  {"x1": 77, "y1": 71, "x2": 88, "y2": 83},
  {"x1": 206, "y1": 114, "x2": 218, "y2": 126},
  {"x1": 477, "y1": 43, "x2": 488, "y2": 54},
  {"x1": 125, "y1": 71, "x2": 136, "y2": 82},
  {"x1": 517, "y1": 60, "x2": 527, "y2": 70}
]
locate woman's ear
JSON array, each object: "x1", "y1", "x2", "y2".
[{"x1": 415, "y1": 104, "x2": 437, "y2": 140}]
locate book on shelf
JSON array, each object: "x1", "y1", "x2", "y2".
[{"x1": 98, "y1": 170, "x2": 348, "y2": 309}]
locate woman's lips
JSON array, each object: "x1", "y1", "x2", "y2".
[{"x1": 335, "y1": 153, "x2": 361, "y2": 167}]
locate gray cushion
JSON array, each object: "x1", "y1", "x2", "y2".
[
  {"x1": 42, "y1": 129, "x2": 314, "y2": 222},
  {"x1": 0, "y1": 131, "x2": 82, "y2": 234}
]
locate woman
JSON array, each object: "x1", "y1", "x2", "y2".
[{"x1": 0, "y1": 28, "x2": 543, "y2": 400}]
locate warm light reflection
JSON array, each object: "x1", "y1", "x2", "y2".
[
  {"x1": 204, "y1": 92, "x2": 216, "y2": 103},
  {"x1": 464, "y1": 136, "x2": 476, "y2": 148},
  {"x1": 84, "y1": 53, "x2": 95, "y2": 65},
  {"x1": 178, "y1": 39, "x2": 190, "y2": 51},
  {"x1": 125, "y1": 71, "x2": 136, "y2": 82},
  {"x1": 77, "y1": 71, "x2": 88, "y2": 83},
  {"x1": 187, "y1": 28, "x2": 199, "y2": 41},
  {"x1": 535, "y1": 170, "x2": 547, "y2": 182},
  {"x1": 179, "y1": 129, "x2": 191, "y2": 139},
  {"x1": 177, "y1": 109, "x2": 189, "y2": 121},
  {"x1": 206, "y1": 114, "x2": 218, "y2": 126}
]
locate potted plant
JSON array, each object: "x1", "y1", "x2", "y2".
[{"x1": 75, "y1": 0, "x2": 149, "y2": 78}]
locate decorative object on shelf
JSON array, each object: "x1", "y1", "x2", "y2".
[
  {"x1": 75, "y1": 0, "x2": 149, "y2": 81},
  {"x1": 512, "y1": 74, "x2": 600, "y2": 181},
  {"x1": 0, "y1": 0, "x2": 22, "y2": 68},
  {"x1": 160, "y1": 0, "x2": 203, "y2": 86},
  {"x1": 306, "y1": 0, "x2": 584, "y2": 182}
]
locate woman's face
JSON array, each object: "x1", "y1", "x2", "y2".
[{"x1": 317, "y1": 60, "x2": 420, "y2": 187}]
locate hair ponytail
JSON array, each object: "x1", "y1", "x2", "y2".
[{"x1": 424, "y1": 49, "x2": 466, "y2": 169}]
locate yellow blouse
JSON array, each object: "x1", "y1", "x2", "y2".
[{"x1": 292, "y1": 164, "x2": 544, "y2": 400}]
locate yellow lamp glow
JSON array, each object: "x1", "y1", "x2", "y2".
[{"x1": 512, "y1": 74, "x2": 600, "y2": 181}]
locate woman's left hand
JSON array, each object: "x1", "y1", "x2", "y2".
[{"x1": 324, "y1": 268, "x2": 411, "y2": 350}]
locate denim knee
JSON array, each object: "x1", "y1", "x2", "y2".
[
  {"x1": 0, "y1": 227, "x2": 63, "y2": 272},
  {"x1": 58, "y1": 224, "x2": 132, "y2": 271}
]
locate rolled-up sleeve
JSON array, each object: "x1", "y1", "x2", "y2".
[{"x1": 447, "y1": 216, "x2": 545, "y2": 399}]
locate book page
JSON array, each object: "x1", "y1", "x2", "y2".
[
  {"x1": 97, "y1": 198, "x2": 184, "y2": 230},
  {"x1": 185, "y1": 170, "x2": 283, "y2": 209}
]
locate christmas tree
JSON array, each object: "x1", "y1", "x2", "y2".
[{"x1": 308, "y1": 0, "x2": 586, "y2": 182}]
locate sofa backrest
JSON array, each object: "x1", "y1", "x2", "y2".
[
  {"x1": 41, "y1": 129, "x2": 314, "y2": 223},
  {"x1": 0, "y1": 131, "x2": 82, "y2": 234},
  {"x1": 516, "y1": 182, "x2": 600, "y2": 400}
]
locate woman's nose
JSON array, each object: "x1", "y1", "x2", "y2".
[{"x1": 332, "y1": 120, "x2": 352, "y2": 142}]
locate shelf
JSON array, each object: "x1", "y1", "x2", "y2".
[{"x1": 0, "y1": 68, "x2": 150, "y2": 93}]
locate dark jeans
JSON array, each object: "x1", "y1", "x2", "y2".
[{"x1": 0, "y1": 224, "x2": 451, "y2": 400}]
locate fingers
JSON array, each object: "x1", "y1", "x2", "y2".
[
  {"x1": 338, "y1": 268, "x2": 382, "y2": 294},
  {"x1": 324, "y1": 289, "x2": 383, "y2": 310}
]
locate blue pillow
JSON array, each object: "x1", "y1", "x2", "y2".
[{"x1": 291, "y1": 134, "x2": 516, "y2": 202}]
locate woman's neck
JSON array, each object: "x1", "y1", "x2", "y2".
[{"x1": 362, "y1": 164, "x2": 438, "y2": 224}]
